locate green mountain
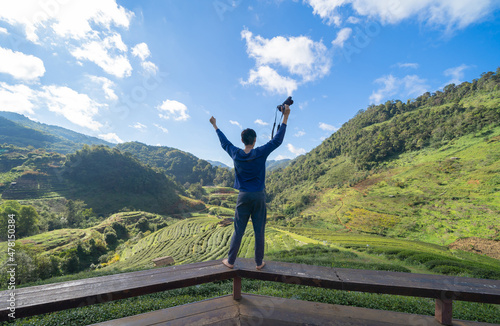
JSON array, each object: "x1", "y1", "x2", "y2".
[
  {"x1": 115, "y1": 141, "x2": 234, "y2": 186},
  {"x1": 266, "y1": 158, "x2": 291, "y2": 172},
  {"x1": 0, "y1": 144, "x2": 200, "y2": 216},
  {"x1": 266, "y1": 69, "x2": 500, "y2": 247},
  {"x1": 0, "y1": 111, "x2": 112, "y2": 153},
  {"x1": 0, "y1": 113, "x2": 234, "y2": 186}
]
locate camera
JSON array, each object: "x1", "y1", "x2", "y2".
[{"x1": 277, "y1": 96, "x2": 293, "y2": 112}]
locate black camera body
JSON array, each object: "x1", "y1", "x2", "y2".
[{"x1": 277, "y1": 96, "x2": 293, "y2": 112}]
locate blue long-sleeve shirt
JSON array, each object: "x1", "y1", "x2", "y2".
[{"x1": 216, "y1": 124, "x2": 287, "y2": 192}]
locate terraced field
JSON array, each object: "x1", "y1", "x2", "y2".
[
  {"x1": 106, "y1": 216, "x2": 303, "y2": 270},
  {"x1": 103, "y1": 215, "x2": 500, "y2": 280}
]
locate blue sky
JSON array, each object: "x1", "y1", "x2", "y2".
[{"x1": 0, "y1": 1, "x2": 499, "y2": 166}]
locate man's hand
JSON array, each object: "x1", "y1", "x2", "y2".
[
  {"x1": 210, "y1": 116, "x2": 218, "y2": 130},
  {"x1": 282, "y1": 104, "x2": 291, "y2": 124},
  {"x1": 283, "y1": 104, "x2": 291, "y2": 117}
]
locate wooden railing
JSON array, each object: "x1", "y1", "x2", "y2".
[{"x1": 0, "y1": 259, "x2": 499, "y2": 325}]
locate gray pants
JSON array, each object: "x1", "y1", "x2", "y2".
[{"x1": 227, "y1": 190, "x2": 266, "y2": 266}]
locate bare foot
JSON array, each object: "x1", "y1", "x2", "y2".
[
  {"x1": 256, "y1": 261, "x2": 266, "y2": 270},
  {"x1": 222, "y1": 258, "x2": 234, "y2": 269}
]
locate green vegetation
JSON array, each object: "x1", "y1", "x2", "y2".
[
  {"x1": 267, "y1": 70, "x2": 500, "y2": 248},
  {"x1": 63, "y1": 145, "x2": 182, "y2": 215},
  {"x1": 0, "y1": 200, "x2": 39, "y2": 239},
  {"x1": 115, "y1": 141, "x2": 234, "y2": 186}
]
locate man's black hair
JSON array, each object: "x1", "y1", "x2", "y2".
[{"x1": 241, "y1": 128, "x2": 256, "y2": 146}]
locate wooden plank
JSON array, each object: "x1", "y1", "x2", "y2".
[
  {"x1": 237, "y1": 294, "x2": 495, "y2": 326},
  {"x1": 12, "y1": 263, "x2": 230, "y2": 306},
  {"x1": 90, "y1": 295, "x2": 239, "y2": 326},
  {"x1": 0, "y1": 260, "x2": 235, "y2": 320},
  {"x1": 235, "y1": 259, "x2": 344, "y2": 290},
  {"x1": 435, "y1": 299, "x2": 453, "y2": 325},
  {"x1": 234, "y1": 258, "x2": 500, "y2": 304},
  {"x1": 335, "y1": 268, "x2": 500, "y2": 303},
  {"x1": 233, "y1": 276, "x2": 242, "y2": 300}
]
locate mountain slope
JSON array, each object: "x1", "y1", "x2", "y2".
[
  {"x1": 0, "y1": 145, "x2": 199, "y2": 216},
  {"x1": 115, "y1": 141, "x2": 233, "y2": 186},
  {"x1": 266, "y1": 70, "x2": 500, "y2": 246}
]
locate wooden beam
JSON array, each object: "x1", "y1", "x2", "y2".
[
  {"x1": 0, "y1": 260, "x2": 236, "y2": 321},
  {"x1": 233, "y1": 276, "x2": 242, "y2": 301},
  {"x1": 435, "y1": 299, "x2": 452, "y2": 325},
  {"x1": 234, "y1": 258, "x2": 500, "y2": 304}
]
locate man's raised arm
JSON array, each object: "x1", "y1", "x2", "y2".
[{"x1": 210, "y1": 116, "x2": 237, "y2": 157}]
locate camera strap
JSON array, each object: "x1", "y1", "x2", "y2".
[{"x1": 271, "y1": 109, "x2": 284, "y2": 139}]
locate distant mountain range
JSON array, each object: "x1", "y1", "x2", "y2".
[
  {"x1": 0, "y1": 112, "x2": 234, "y2": 187},
  {"x1": 206, "y1": 160, "x2": 230, "y2": 168},
  {"x1": 0, "y1": 111, "x2": 112, "y2": 153}
]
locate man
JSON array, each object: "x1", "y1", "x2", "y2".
[{"x1": 209, "y1": 105, "x2": 290, "y2": 270}]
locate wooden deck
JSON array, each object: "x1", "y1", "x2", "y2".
[
  {"x1": 0, "y1": 260, "x2": 235, "y2": 319},
  {"x1": 1, "y1": 258, "x2": 499, "y2": 325},
  {"x1": 90, "y1": 294, "x2": 497, "y2": 326}
]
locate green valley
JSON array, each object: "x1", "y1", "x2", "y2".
[{"x1": 0, "y1": 70, "x2": 499, "y2": 325}]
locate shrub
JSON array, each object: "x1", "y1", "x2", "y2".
[{"x1": 104, "y1": 227, "x2": 118, "y2": 246}]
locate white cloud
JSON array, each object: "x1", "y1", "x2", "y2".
[
  {"x1": 240, "y1": 28, "x2": 330, "y2": 94},
  {"x1": 319, "y1": 122, "x2": 338, "y2": 132},
  {"x1": 0, "y1": 47, "x2": 45, "y2": 81},
  {"x1": 306, "y1": 0, "x2": 344, "y2": 26},
  {"x1": 40, "y1": 85, "x2": 105, "y2": 130},
  {"x1": 71, "y1": 33, "x2": 132, "y2": 78},
  {"x1": 0, "y1": 27, "x2": 8, "y2": 34},
  {"x1": 157, "y1": 99, "x2": 190, "y2": 121},
  {"x1": 241, "y1": 65, "x2": 298, "y2": 95},
  {"x1": 369, "y1": 74, "x2": 429, "y2": 104},
  {"x1": 0, "y1": 0, "x2": 133, "y2": 43},
  {"x1": 305, "y1": 0, "x2": 499, "y2": 31},
  {"x1": 131, "y1": 122, "x2": 147, "y2": 130},
  {"x1": 230, "y1": 120, "x2": 242, "y2": 129},
  {"x1": 402, "y1": 75, "x2": 429, "y2": 97},
  {"x1": 0, "y1": 82, "x2": 37, "y2": 114},
  {"x1": 154, "y1": 123, "x2": 168, "y2": 133},
  {"x1": 131, "y1": 43, "x2": 157, "y2": 75},
  {"x1": 332, "y1": 27, "x2": 352, "y2": 47},
  {"x1": 287, "y1": 143, "x2": 306, "y2": 156},
  {"x1": 141, "y1": 61, "x2": 158, "y2": 75},
  {"x1": 254, "y1": 119, "x2": 269, "y2": 126},
  {"x1": 369, "y1": 75, "x2": 398, "y2": 103},
  {"x1": 99, "y1": 132, "x2": 123, "y2": 143},
  {"x1": 444, "y1": 64, "x2": 470, "y2": 85},
  {"x1": 347, "y1": 16, "x2": 361, "y2": 24},
  {"x1": 275, "y1": 154, "x2": 292, "y2": 160},
  {"x1": 88, "y1": 75, "x2": 118, "y2": 100},
  {"x1": 0, "y1": 1, "x2": 135, "y2": 78},
  {"x1": 242, "y1": 29, "x2": 330, "y2": 82},
  {"x1": 132, "y1": 43, "x2": 151, "y2": 60},
  {"x1": 0, "y1": 82, "x2": 106, "y2": 130},
  {"x1": 295, "y1": 130, "x2": 306, "y2": 137},
  {"x1": 397, "y1": 62, "x2": 419, "y2": 69}
]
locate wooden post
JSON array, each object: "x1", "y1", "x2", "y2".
[
  {"x1": 435, "y1": 299, "x2": 452, "y2": 325},
  {"x1": 233, "y1": 276, "x2": 242, "y2": 301}
]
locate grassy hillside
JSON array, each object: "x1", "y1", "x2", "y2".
[
  {"x1": 266, "y1": 71, "x2": 500, "y2": 252},
  {"x1": 0, "y1": 145, "x2": 194, "y2": 216},
  {"x1": 287, "y1": 126, "x2": 500, "y2": 249},
  {"x1": 99, "y1": 214, "x2": 500, "y2": 279}
]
